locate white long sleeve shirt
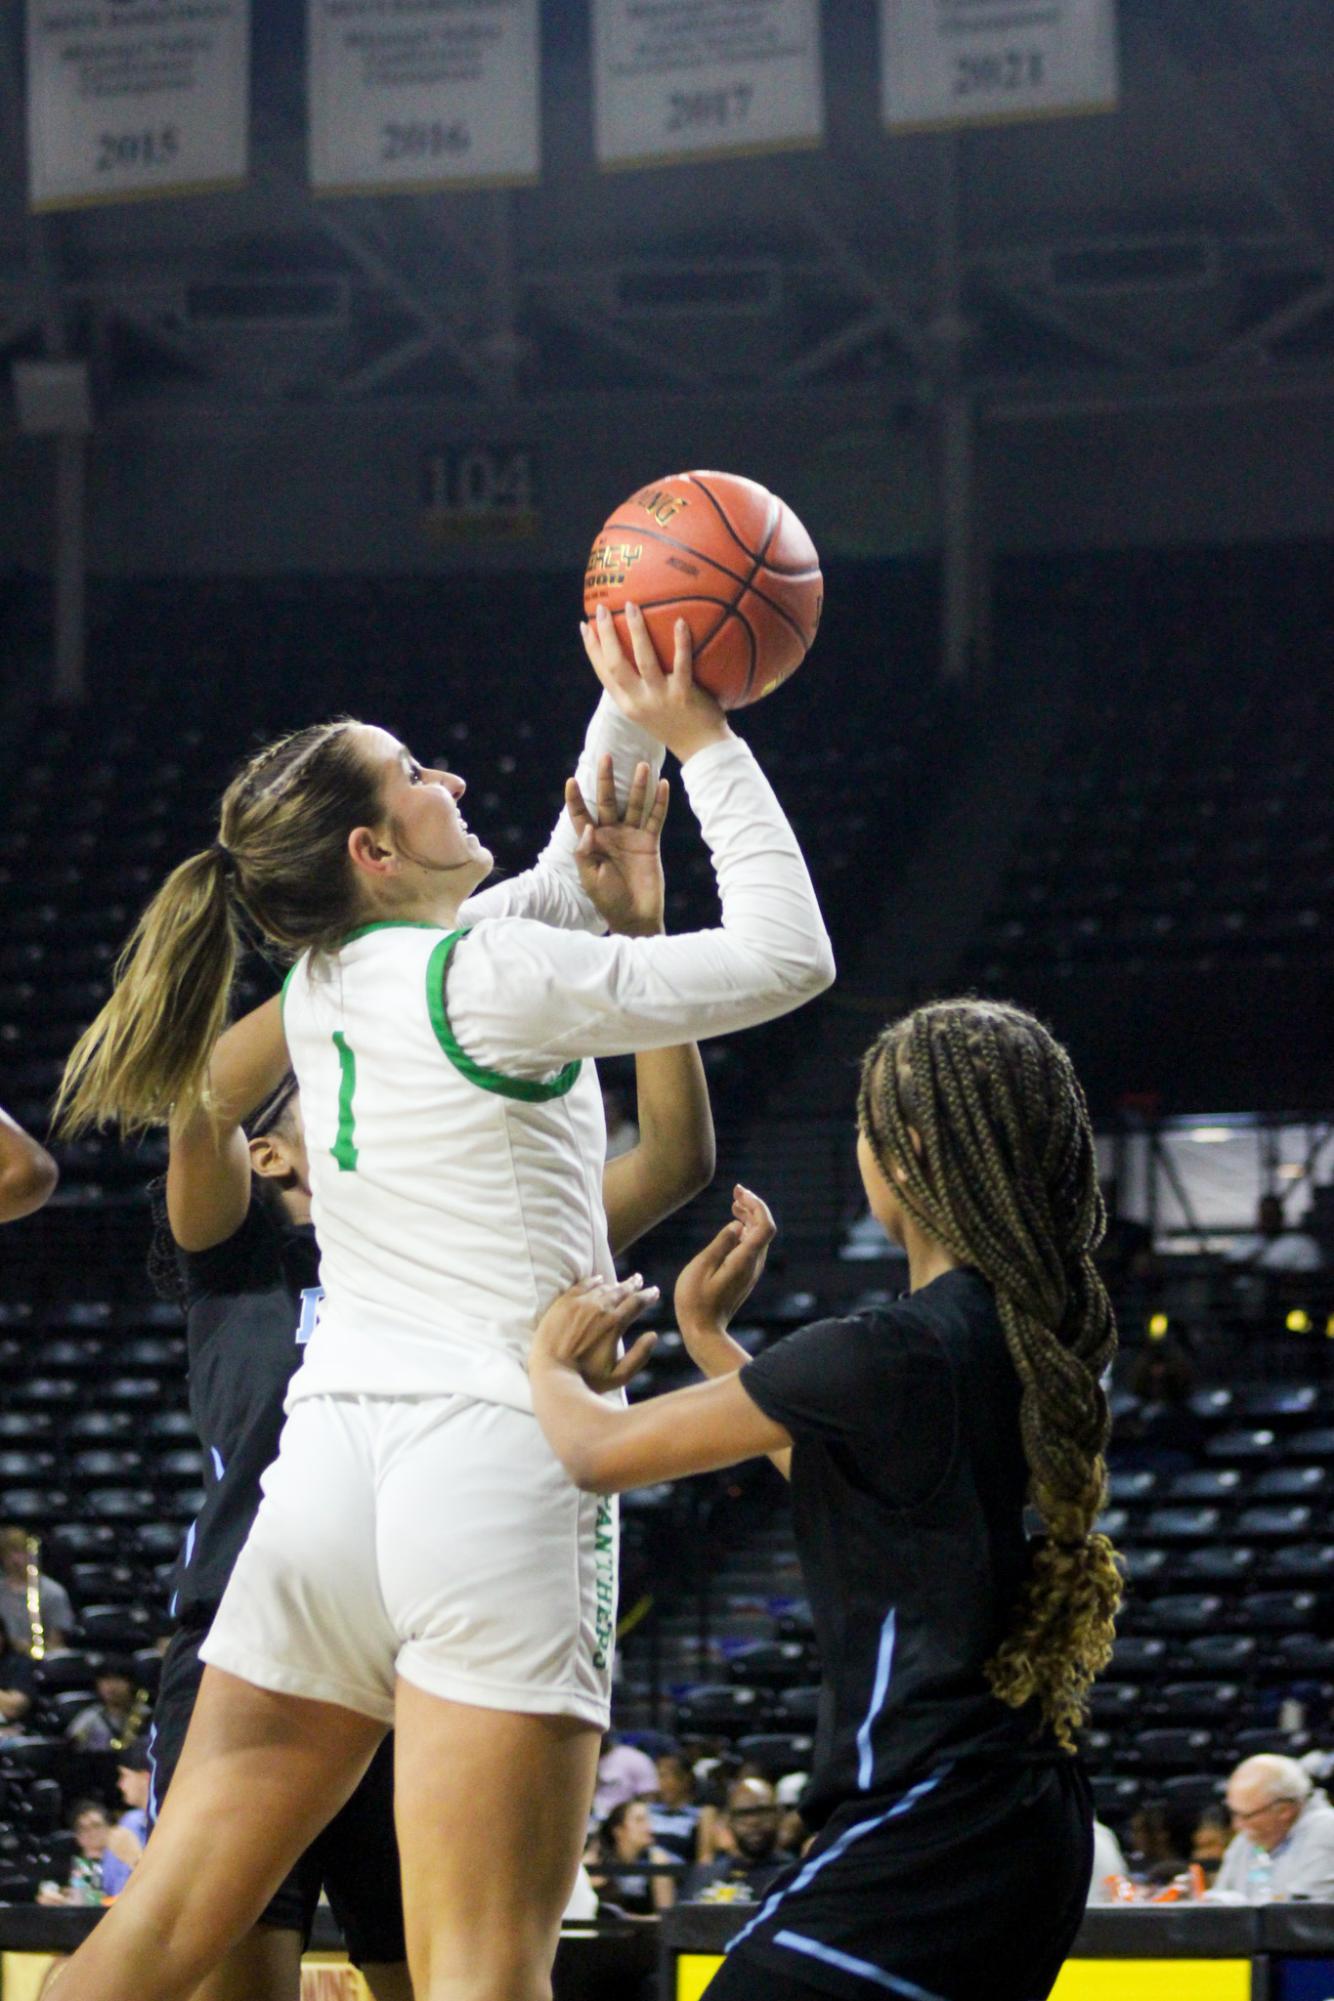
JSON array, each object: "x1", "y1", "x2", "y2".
[
  {"x1": 282, "y1": 710, "x2": 833, "y2": 1410},
  {"x1": 1209, "y1": 1793, "x2": 1334, "y2": 1902}
]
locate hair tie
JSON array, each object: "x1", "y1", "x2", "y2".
[{"x1": 212, "y1": 839, "x2": 236, "y2": 876}]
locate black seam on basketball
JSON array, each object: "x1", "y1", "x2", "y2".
[
  {"x1": 693, "y1": 604, "x2": 757, "y2": 697},
  {"x1": 686, "y1": 476, "x2": 817, "y2": 579},
  {"x1": 598, "y1": 519, "x2": 815, "y2": 646},
  {"x1": 684, "y1": 475, "x2": 764, "y2": 564}
]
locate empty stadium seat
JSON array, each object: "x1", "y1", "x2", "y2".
[
  {"x1": 674, "y1": 1685, "x2": 763, "y2": 1736},
  {"x1": 1137, "y1": 1728, "x2": 1215, "y2": 1770}
]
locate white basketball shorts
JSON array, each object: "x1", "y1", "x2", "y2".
[{"x1": 200, "y1": 1393, "x2": 617, "y2": 1729}]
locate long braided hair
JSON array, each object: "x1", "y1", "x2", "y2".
[{"x1": 857, "y1": 998, "x2": 1121, "y2": 1752}]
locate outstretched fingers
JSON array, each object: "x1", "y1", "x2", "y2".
[
  {"x1": 604, "y1": 1331, "x2": 659, "y2": 1390},
  {"x1": 644, "y1": 775, "x2": 670, "y2": 836},
  {"x1": 671, "y1": 616, "x2": 695, "y2": 685},
  {"x1": 623, "y1": 603, "x2": 666, "y2": 688},
  {"x1": 594, "y1": 752, "x2": 621, "y2": 827},
  {"x1": 622, "y1": 759, "x2": 651, "y2": 829}
]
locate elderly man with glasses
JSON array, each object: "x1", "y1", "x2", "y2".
[{"x1": 1208, "y1": 1754, "x2": 1334, "y2": 1902}]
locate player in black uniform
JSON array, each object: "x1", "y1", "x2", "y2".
[
  {"x1": 145, "y1": 756, "x2": 716, "y2": 2001},
  {"x1": 146, "y1": 1071, "x2": 411, "y2": 2001},
  {"x1": 531, "y1": 999, "x2": 1121, "y2": 2001}
]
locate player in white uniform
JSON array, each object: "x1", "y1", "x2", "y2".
[{"x1": 54, "y1": 605, "x2": 834, "y2": 2001}]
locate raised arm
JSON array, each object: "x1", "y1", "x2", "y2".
[
  {"x1": 566, "y1": 752, "x2": 717, "y2": 1253},
  {"x1": 534, "y1": 1190, "x2": 792, "y2": 1484},
  {"x1": 445, "y1": 607, "x2": 835, "y2": 1071},
  {"x1": 166, "y1": 995, "x2": 289, "y2": 1253},
  {"x1": 528, "y1": 1276, "x2": 792, "y2": 1495},
  {"x1": 0, "y1": 1106, "x2": 58, "y2": 1223},
  {"x1": 460, "y1": 687, "x2": 664, "y2": 935}
]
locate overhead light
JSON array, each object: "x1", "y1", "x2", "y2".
[
  {"x1": 1148, "y1": 1313, "x2": 1169, "y2": 1340},
  {"x1": 1186, "y1": 1127, "x2": 1233, "y2": 1144},
  {"x1": 1287, "y1": 1309, "x2": 1312, "y2": 1335},
  {"x1": 1278, "y1": 1164, "x2": 1304, "y2": 1179}
]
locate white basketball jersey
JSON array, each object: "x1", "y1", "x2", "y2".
[{"x1": 282, "y1": 920, "x2": 613, "y2": 1412}]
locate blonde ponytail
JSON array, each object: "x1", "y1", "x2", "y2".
[{"x1": 55, "y1": 846, "x2": 240, "y2": 1137}]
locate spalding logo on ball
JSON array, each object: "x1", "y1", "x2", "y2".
[{"x1": 583, "y1": 471, "x2": 822, "y2": 711}]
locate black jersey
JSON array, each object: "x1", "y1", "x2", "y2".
[
  {"x1": 740, "y1": 1268, "x2": 1058, "y2": 1831},
  {"x1": 166, "y1": 1197, "x2": 321, "y2": 1626}
]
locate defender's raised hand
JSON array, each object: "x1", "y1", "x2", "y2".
[
  {"x1": 533, "y1": 1274, "x2": 661, "y2": 1394},
  {"x1": 675, "y1": 1185, "x2": 777, "y2": 1348},
  {"x1": 565, "y1": 754, "x2": 670, "y2": 939}
]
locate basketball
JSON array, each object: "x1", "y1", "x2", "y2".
[{"x1": 583, "y1": 471, "x2": 823, "y2": 710}]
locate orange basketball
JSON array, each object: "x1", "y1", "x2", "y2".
[{"x1": 583, "y1": 471, "x2": 823, "y2": 710}]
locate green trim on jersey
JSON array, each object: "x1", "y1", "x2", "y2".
[
  {"x1": 341, "y1": 920, "x2": 445, "y2": 944},
  {"x1": 279, "y1": 959, "x2": 300, "y2": 1022},
  {"x1": 426, "y1": 930, "x2": 582, "y2": 1103},
  {"x1": 330, "y1": 1031, "x2": 360, "y2": 1171}
]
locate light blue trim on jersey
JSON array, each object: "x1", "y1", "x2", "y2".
[
  {"x1": 295, "y1": 1286, "x2": 323, "y2": 1345},
  {"x1": 209, "y1": 1447, "x2": 225, "y2": 1482},
  {"x1": 146, "y1": 1722, "x2": 161, "y2": 1826},
  {"x1": 773, "y1": 1933, "x2": 945, "y2": 2001},
  {"x1": 728, "y1": 1763, "x2": 953, "y2": 1957},
  {"x1": 182, "y1": 1520, "x2": 197, "y2": 1568},
  {"x1": 856, "y1": 1607, "x2": 898, "y2": 1790}
]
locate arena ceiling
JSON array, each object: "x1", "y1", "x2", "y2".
[{"x1": 0, "y1": 0, "x2": 1331, "y2": 432}]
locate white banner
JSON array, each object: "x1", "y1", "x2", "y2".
[
  {"x1": 308, "y1": 0, "x2": 540, "y2": 197},
  {"x1": 26, "y1": 0, "x2": 249, "y2": 213},
  {"x1": 593, "y1": 0, "x2": 823, "y2": 170},
  {"x1": 881, "y1": 0, "x2": 1119, "y2": 132}
]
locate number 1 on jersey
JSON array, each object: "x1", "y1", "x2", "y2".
[{"x1": 331, "y1": 1031, "x2": 359, "y2": 1172}]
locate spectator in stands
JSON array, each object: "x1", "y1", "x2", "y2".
[
  {"x1": 1191, "y1": 1803, "x2": 1232, "y2": 1883},
  {"x1": 64, "y1": 1659, "x2": 139, "y2": 1753},
  {"x1": 0, "y1": 1528, "x2": 72, "y2": 1656},
  {"x1": 650, "y1": 1749, "x2": 702, "y2": 1863},
  {"x1": 1086, "y1": 1821, "x2": 1130, "y2": 1903},
  {"x1": 1126, "y1": 1800, "x2": 1189, "y2": 1884},
  {"x1": 1228, "y1": 1194, "x2": 1324, "y2": 1273},
  {"x1": 0, "y1": 1104, "x2": 58, "y2": 1223},
  {"x1": 593, "y1": 1731, "x2": 660, "y2": 1818},
  {"x1": 1209, "y1": 1755, "x2": 1334, "y2": 1901},
  {"x1": 0, "y1": 1621, "x2": 36, "y2": 1734},
  {"x1": 37, "y1": 1800, "x2": 113, "y2": 1907},
  {"x1": 588, "y1": 1799, "x2": 677, "y2": 1915},
  {"x1": 101, "y1": 1741, "x2": 152, "y2": 1898},
  {"x1": 775, "y1": 1771, "x2": 809, "y2": 1858},
  {"x1": 1116, "y1": 1342, "x2": 1204, "y2": 1474},
  {"x1": 683, "y1": 1779, "x2": 792, "y2": 1902}
]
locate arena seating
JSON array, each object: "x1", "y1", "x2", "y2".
[
  {"x1": 618, "y1": 1315, "x2": 1334, "y2": 1846},
  {"x1": 956, "y1": 544, "x2": 1334, "y2": 1113},
  {"x1": 1, "y1": 552, "x2": 1331, "y2": 1880}
]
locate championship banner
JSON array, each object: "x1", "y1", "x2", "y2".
[
  {"x1": 308, "y1": 0, "x2": 540, "y2": 197},
  {"x1": 26, "y1": 0, "x2": 249, "y2": 213},
  {"x1": 592, "y1": 0, "x2": 823, "y2": 171},
  {"x1": 880, "y1": 0, "x2": 1119, "y2": 132}
]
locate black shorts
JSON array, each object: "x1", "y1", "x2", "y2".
[
  {"x1": 149, "y1": 1626, "x2": 406, "y2": 1968},
  {"x1": 706, "y1": 1757, "x2": 1092, "y2": 2001}
]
